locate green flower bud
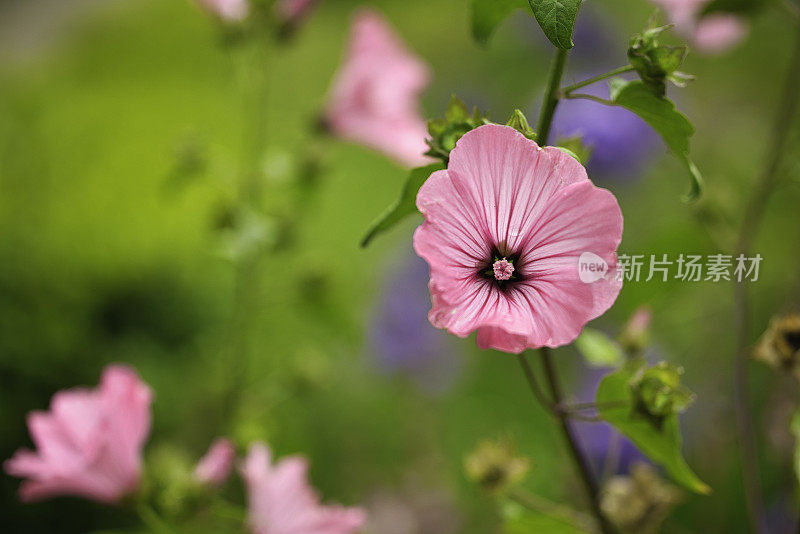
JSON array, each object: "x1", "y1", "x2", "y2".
[
  {"x1": 464, "y1": 439, "x2": 530, "y2": 495},
  {"x1": 505, "y1": 110, "x2": 537, "y2": 141},
  {"x1": 630, "y1": 362, "x2": 695, "y2": 425},
  {"x1": 425, "y1": 96, "x2": 491, "y2": 162},
  {"x1": 628, "y1": 23, "x2": 691, "y2": 97}
]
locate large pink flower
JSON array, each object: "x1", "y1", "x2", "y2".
[
  {"x1": 4, "y1": 365, "x2": 153, "y2": 503},
  {"x1": 240, "y1": 442, "x2": 367, "y2": 534},
  {"x1": 413, "y1": 124, "x2": 623, "y2": 354},
  {"x1": 651, "y1": 0, "x2": 747, "y2": 54},
  {"x1": 325, "y1": 9, "x2": 431, "y2": 168}
]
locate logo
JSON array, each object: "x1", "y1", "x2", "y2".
[{"x1": 578, "y1": 252, "x2": 609, "y2": 284}]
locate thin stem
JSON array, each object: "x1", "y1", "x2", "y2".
[
  {"x1": 539, "y1": 348, "x2": 615, "y2": 534},
  {"x1": 517, "y1": 353, "x2": 557, "y2": 413},
  {"x1": 559, "y1": 66, "x2": 635, "y2": 96},
  {"x1": 536, "y1": 48, "x2": 569, "y2": 146},
  {"x1": 564, "y1": 93, "x2": 615, "y2": 106},
  {"x1": 732, "y1": 25, "x2": 800, "y2": 534},
  {"x1": 509, "y1": 487, "x2": 595, "y2": 532}
]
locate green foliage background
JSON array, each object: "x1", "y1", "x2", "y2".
[{"x1": 0, "y1": 0, "x2": 798, "y2": 532}]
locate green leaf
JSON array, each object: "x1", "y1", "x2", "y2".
[
  {"x1": 471, "y1": 0, "x2": 527, "y2": 46},
  {"x1": 575, "y1": 328, "x2": 624, "y2": 368},
  {"x1": 527, "y1": 0, "x2": 582, "y2": 50},
  {"x1": 556, "y1": 136, "x2": 593, "y2": 166},
  {"x1": 596, "y1": 360, "x2": 711, "y2": 495},
  {"x1": 360, "y1": 163, "x2": 445, "y2": 248},
  {"x1": 609, "y1": 78, "x2": 704, "y2": 201}
]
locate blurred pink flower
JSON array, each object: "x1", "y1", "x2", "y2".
[
  {"x1": 4, "y1": 365, "x2": 153, "y2": 503},
  {"x1": 413, "y1": 124, "x2": 623, "y2": 353},
  {"x1": 194, "y1": 0, "x2": 249, "y2": 22},
  {"x1": 194, "y1": 437, "x2": 236, "y2": 487},
  {"x1": 651, "y1": 0, "x2": 747, "y2": 54},
  {"x1": 240, "y1": 442, "x2": 367, "y2": 534},
  {"x1": 277, "y1": 0, "x2": 319, "y2": 25},
  {"x1": 325, "y1": 9, "x2": 431, "y2": 168}
]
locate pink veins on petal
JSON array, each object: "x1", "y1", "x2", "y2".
[{"x1": 413, "y1": 124, "x2": 624, "y2": 354}]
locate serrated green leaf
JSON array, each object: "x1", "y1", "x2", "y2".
[
  {"x1": 471, "y1": 0, "x2": 527, "y2": 46},
  {"x1": 609, "y1": 78, "x2": 703, "y2": 201},
  {"x1": 596, "y1": 360, "x2": 711, "y2": 495},
  {"x1": 527, "y1": 0, "x2": 582, "y2": 50},
  {"x1": 575, "y1": 328, "x2": 625, "y2": 368},
  {"x1": 360, "y1": 163, "x2": 445, "y2": 247}
]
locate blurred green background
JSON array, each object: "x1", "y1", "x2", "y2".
[{"x1": 1, "y1": 0, "x2": 799, "y2": 532}]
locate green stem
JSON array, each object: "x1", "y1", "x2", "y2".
[
  {"x1": 137, "y1": 503, "x2": 175, "y2": 534},
  {"x1": 539, "y1": 348, "x2": 616, "y2": 534},
  {"x1": 564, "y1": 93, "x2": 615, "y2": 107},
  {"x1": 733, "y1": 24, "x2": 800, "y2": 534},
  {"x1": 536, "y1": 48, "x2": 569, "y2": 146},
  {"x1": 559, "y1": 66, "x2": 635, "y2": 96}
]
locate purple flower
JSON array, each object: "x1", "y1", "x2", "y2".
[
  {"x1": 367, "y1": 254, "x2": 461, "y2": 394},
  {"x1": 548, "y1": 81, "x2": 660, "y2": 181}
]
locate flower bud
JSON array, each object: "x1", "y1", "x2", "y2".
[
  {"x1": 618, "y1": 306, "x2": 652, "y2": 355},
  {"x1": 630, "y1": 362, "x2": 695, "y2": 424},
  {"x1": 754, "y1": 313, "x2": 800, "y2": 379},
  {"x1": 464, "y1": 439, "x2": 530, "y2": 494},
  {"x1": 425, "y1": 96, "x2": 490, "y2": 162},
  {"x1": 628, "y1": 23, "x2": 691, "y2": 97},
  {"x1": 193, "y1": 438, "x2": 236, "y2": 488},
  {"x1": 600, "y1": 463, "x2": 682, "y2": 533}
]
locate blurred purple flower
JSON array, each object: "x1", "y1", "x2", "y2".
[
  {"x1": 548, "y1": 81, "x2": 660, "y2": 181},
  {"x1": 574, "y1": 366, "x2": 647, "y2": 476},
  {"x1": 367, "y1": 253, "x2": 461, "y2": 394}
]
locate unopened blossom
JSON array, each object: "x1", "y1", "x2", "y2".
[
  {"x1": 193, "y1": 437, "x2": 236, "y2": 487},
  {"x1": 193, "y1": 0, "x2": 249, "y2": 23},
  {"x1": 4, "y1": 365, "x2": 152, "y2": 503},
  {"x1": 240, "y1": 442, "x2": 367, "y2": 534},
  {"x1": 754, "y1": 313, "x2": 800, "y2": 380},
  {"x1": 651, "y1": 0, "x2": 747, "y2": 54},
  {"x1": 413, "y1": 124, "x2": 623, "y2": 353},
  {"x1": 325, "y1": 9, "x2": 431, "y2": 168}
]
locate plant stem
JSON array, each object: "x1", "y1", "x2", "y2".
[
  {"x1": 539, "y1": 347, "x2": 615, "y2": 534},
  {"x1": 732, "y1": 25, "x2": 800, "y2": 534},
  {"x1": 564, "y1": 93, "x2": 615, "y2": 106},
  {"x1": 559, "y1": 66, "x2": 635, "y2": 96},
  {"x1": 536, "y1": 48, "x2": 569, "y2": 146}
]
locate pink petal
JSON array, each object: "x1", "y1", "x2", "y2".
[
  {"x1": 325, "y1": 9, "x2": 432, "y2": 168},
  {"x1": 194, "y1": 437, "x2": 236, "y2": 487}
]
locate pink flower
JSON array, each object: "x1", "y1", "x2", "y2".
[
  {"x1": 240, "y1": 442, "x2": 367, "y2": 534},
  {"x1": 4, "y1": 365, "x2": 153, "y2": 503},
  {"x1": 193, "y1": 437, "x2": 236, "y2": 487},
  {"x1": 651, "y1": 0, "x2": 747, "y2": 54},
  {"x1": 325, "y1": 9, "x2": 431, "y2": 168},
  {"x1": 277, "y1": 0, "x2": 319, "y2": 25},
  {"x1": 193, "y1": 0, "x2": 249, "y2": 23},
  {"x1": 413, "y1": 124, "x2": 624, "y2": 354}
]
